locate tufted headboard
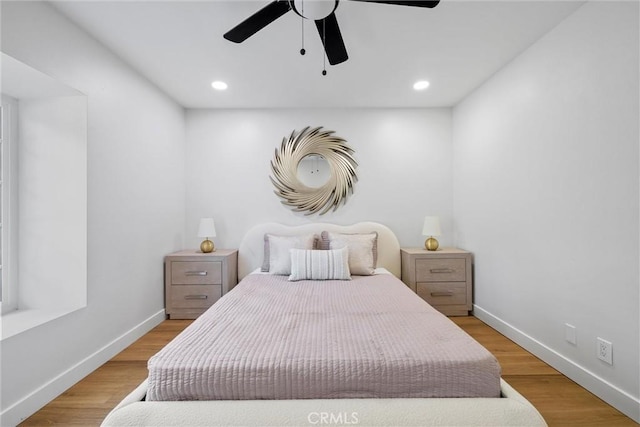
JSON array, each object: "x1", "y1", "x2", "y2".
[{"x1": 238, "y1": 222, "x2": 401, "y2": 280}]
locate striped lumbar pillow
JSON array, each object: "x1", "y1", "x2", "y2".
[{"x1": 288, "y1": 247, "x2": 351, "y2": 281}]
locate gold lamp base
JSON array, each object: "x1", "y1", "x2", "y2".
[
  {"x1": 200, "y1": 239, "x2": 215, "y2": 253},
  {"x1": 425, "y1": 237, "x2": 439, "y2": 251}
]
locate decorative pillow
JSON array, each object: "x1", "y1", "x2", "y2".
[
  {"x1": 316, "y1": 233, "x2": 331, "y2": 250},
  {"x1": 262, "y1": 234, "x2": 317, "y2": 275},
  {"x1": 321, "y1": 231, "x2": 378, "y2": 275},
  {"x1": 289, "y1": 248, "x2": 351, "y2": 281}
]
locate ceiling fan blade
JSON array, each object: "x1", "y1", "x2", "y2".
[
  {"x1": 315, "y1": 12, "x2": 348, "y2": 65},
  {"x1": 348, "y1": 0, "x2": 440, "y2": 8},
  {"x1": 223, "y1": 0, "x2": 292, "y2": 43}
]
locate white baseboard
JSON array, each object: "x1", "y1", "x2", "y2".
[
  {"x1": 0, "y1": 309, "x2": 166, "y2": 427},
  {"x1": 473, "y1": 305, "x2": 640, "y2": 423}
]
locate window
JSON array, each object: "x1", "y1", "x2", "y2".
[{"x1": 1, "y1": 53, "x2": 87, "y2": 339}]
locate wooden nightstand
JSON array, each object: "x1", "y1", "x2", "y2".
[
  {"x1": 164, "y1": 249, "x2": 238, "y2": 319},
  {"x1": 401, "y1": 248, "x2": 473, "y2": 316}
]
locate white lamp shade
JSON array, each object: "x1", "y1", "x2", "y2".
[
  {"x1": 422, "y1": 216, "x2": 441, "y2": 237},
  {"x1": 197, "y1": 218, "x2": 216, "y2": 238}
]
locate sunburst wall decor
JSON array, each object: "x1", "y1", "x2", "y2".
[{"x1": 270, "y1": 126, "x2": 358, "y2": 215}]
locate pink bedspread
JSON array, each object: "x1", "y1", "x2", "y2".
[{"x1": 147, "y1": 273, "x2": 501, "y2": 401}]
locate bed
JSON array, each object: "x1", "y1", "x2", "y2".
[{"x1": 102, "y1": 222, "x2": 547, "y2": 426}]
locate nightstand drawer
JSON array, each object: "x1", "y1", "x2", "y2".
[
  {"x1": 416, "y1": 258, "x2": 466, "y2": 282},
  {"x1": 170, "y1": 284, "x2": 222, "y2": 309},
  {"x1": 417, "y1": 282, "x2": 467, "y2": 306},
  {"x1": 171, "y1": 261, "x2": 222, "y2": 285}
]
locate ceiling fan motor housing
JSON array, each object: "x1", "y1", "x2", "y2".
[{"x1": 290, "y1": 0, "x2": 339, "y2": 20}]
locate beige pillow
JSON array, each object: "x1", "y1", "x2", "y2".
[
  {"x1": 263, "y1": 234, "x2": 317, "y2": 275},
  {"x1": 324, "y1": 231, "x2": 378, "y2": 275},
  {"x1": 288, "y1": 248, "x2": 351, "y2": 281}
]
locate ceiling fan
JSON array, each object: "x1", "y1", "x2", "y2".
[{"x1": 223, "y1": 0, "x2": 440, "y2": 67}]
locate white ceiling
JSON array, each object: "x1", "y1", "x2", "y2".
[{"x1": 51, "y1": 0, "x2": 584, "y2": 108}]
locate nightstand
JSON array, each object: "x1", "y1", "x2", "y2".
[
  {"x1": 401, "y1": 248, "x2": 472, "y2": 316},
  {"x1": 164, "y1": 249, "x2": 238, "y2": 319}
]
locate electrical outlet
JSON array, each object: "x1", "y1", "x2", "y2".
[
  {"x1": 597, "y1": 338, "x2": 613, "y2": 365},
  {"x1": 565, "y1": 323, "x2": 577, "y2": 345}
]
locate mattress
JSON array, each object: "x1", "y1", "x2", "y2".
[{"x1": 147, "y1": 273, "x2": 501, "y2": 401}]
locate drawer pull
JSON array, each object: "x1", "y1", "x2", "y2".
[
  {"x1": 430, "y1": 268, "x2": 454, "y2": 274},
  {"x1": 431, "y1": 291, "x2": 454, "y2": 297},
  {"x1": 185, "y1": 271, "x2": 208, "y2": 276},
  {"x1": 184, "y1": 295, "x2": 208, "y2": 300}
]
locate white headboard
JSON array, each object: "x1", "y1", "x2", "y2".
[{"x1": 238, "y1": 222, "x2": 401, "y2": 280}]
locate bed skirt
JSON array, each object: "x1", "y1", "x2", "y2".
[{"x1": 101, "y1": 378, "x2": 547, "y2": 426}]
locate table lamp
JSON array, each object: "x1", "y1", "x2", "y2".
[
  {"x1": 198, "y1": 218, "x2": 217, "y2": 253},
  {"x1": 422, "y1": 216, "x2": 441, "y2": 251}
]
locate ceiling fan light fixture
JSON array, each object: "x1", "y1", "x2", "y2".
[
  {"x1": 291, "y1": 0, "x2": 339, "y2": 20},
  {"x1": 413, "y1": 80, "x2": 430, "y2": 91},
  {"x1": 211, "y1": 81, "x2": 228, "y2": 91}
]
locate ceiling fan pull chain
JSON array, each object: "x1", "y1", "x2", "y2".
[
  {"x1": 322, "y1": 19, "x2": 327, "y2": 76},
  {"x1": 300, "y1": 0, "x2": 306, "y2": 55}
]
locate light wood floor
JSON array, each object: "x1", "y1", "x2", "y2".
[{"x1": 20, "y1": 316, "x2": 638, "y2": 426}]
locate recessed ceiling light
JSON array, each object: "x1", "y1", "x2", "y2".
[
  {"x1": 211, "y1": 81, "x2": 228, "y2": 91},
  {"x1": 413, "y1": 80, "x2": 430, "y2": 91}
]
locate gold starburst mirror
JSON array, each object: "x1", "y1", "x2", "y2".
[{"x1": 270, "y1": 126, "x2": 358, "y2": 215}]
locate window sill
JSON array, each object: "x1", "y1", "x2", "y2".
[{"x1": 0, "y1": 307, "x2": 81, "y2": 341}]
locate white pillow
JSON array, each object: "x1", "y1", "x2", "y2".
[
  {"x1": 289, "y1": 248, "x2": 351, "y2": 281},
  {"x1": 262, "y1": 233, "x2": 319, "y2": 272},
  {"x1": 327, "y1": 232, "x2": 377, "y2": 275},
  {"x1": 266, "y1": 234, "x2": 317, "y2": 275}
]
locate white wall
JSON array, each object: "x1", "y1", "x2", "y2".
[
  {"x1": 0, "y1": 2, "x2": 186, "y2": 425},
  {"x1": 453, "y1": 1, "x2": 639, "y2": 421},
  {"x1": 18, "y1": 96, "x2": 87, "y2": 311},
  {"x1": 0, "y1": 94, "x2": 20, "y2": 314},
  {"x1": 185, "y1": 108, "x2": 452, "y2": 250}
]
